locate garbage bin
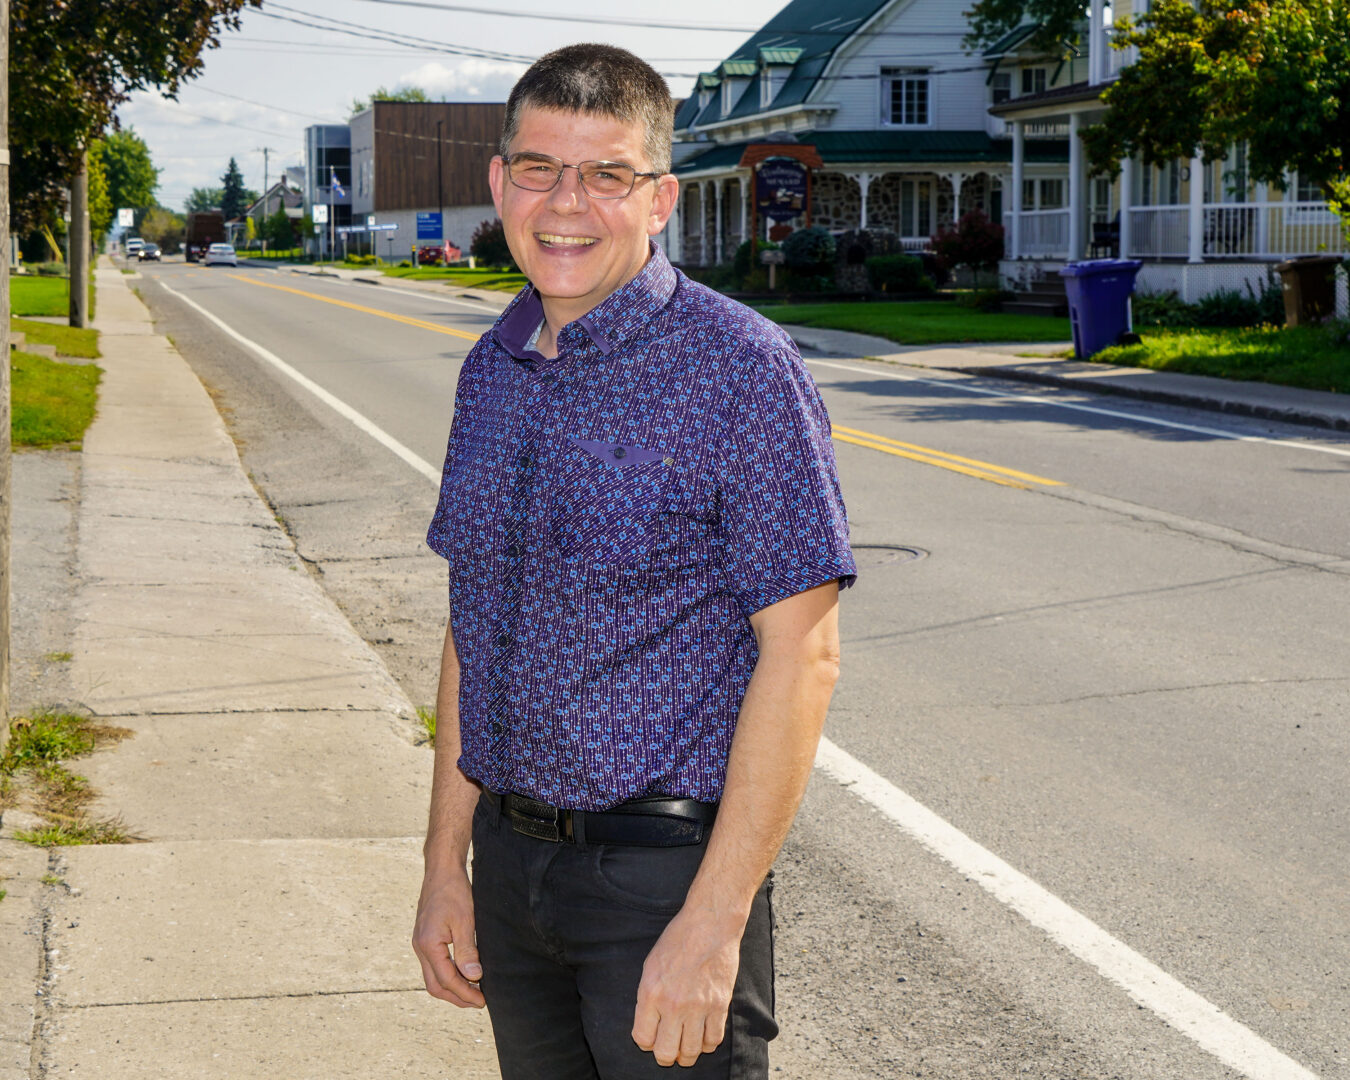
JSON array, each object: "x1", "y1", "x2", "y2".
[
  {"x1": 1059, "y1": 259, "x2": 1144, "y2": 359},
  {"x1": 1273, "y1": 255, "x2": 1341, "y2": 326}
]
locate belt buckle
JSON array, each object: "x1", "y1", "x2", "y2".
[{"x1": 509, "y1": 800, "x2": 573, "y2": 843}]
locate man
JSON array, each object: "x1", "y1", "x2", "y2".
[{"x1": 413, "y1": 43, "x2": 856, "y2": 1078}]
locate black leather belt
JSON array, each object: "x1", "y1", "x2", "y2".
[{"x1": 483, "y1": 789, "x2": 718, "y2": 847}]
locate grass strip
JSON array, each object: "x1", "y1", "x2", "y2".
[
  {"x1": 381, "y1": 266, "x2": 529, "y2": 293},
  {"x1": 752, "y1": 301, "x2": 1073, "y2": 345},
  {"x1": 1093, "y1": 323, "x2": 1350, "y2": 394},
  {"x1": 10, "y1": 273, "x2": 97, "y2": 319},
  {"x1": 10, "y1": 352, "x2": 102, "y2": 448},
  {"x1": 1, "y1": 713, "x2": 136, "y2": 847},
  {"x1": 12, "y1": 317, "x2": 101, "y2": 359}
]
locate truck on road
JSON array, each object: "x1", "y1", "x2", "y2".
[{"x1": 185, "y1": 211, "x2": 225, "y2": 263}]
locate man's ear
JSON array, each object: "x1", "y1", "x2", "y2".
[
  {"x1": 489, "y1": 155, "x2": 506, "y2": 218},
  {"x1": 647, "y1": 174, "x2": 680, "y2": 237}
]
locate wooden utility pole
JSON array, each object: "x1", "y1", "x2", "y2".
[
  {"x1": 69, "y1": 148, "x2": 90, "y2": 328},
  {"x1": 1, "y1": 0, "x2": 12, "y2": 738}
]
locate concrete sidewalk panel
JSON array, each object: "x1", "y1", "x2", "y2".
[
  {"x1": 53, "y1": 839, "x2": 428, "y2": 1004},
  {"x1": 73, "y1": 577, "x2": 410, "y2": 716},
  {"x1": 78, "y1": 711, "x2": 429, "y2": 840},
  {"x1": 0, "y1": 843, "x2": 49, "y2": 1080},
  {"x1": 49, "y1": 991, "x2": 498, "y2": 1079}
]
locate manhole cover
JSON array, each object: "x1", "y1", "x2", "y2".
[{"x1": 849, "y1": 544, "x2": 927, "y2": 567}]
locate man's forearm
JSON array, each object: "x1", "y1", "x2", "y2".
[{"x1": 424, "y1": 620, "x2": 480, "y2": 871}]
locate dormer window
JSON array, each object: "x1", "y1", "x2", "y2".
[
  {"x1": 1021, "y1": 67, "x2": 1048, "y2": 95},
  {"x1": 757, "y1": 47, "x2": 801, "y2": 111}
]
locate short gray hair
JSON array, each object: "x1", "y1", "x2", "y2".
[{"x1": 501, "y1": 44, "x2": 674, "y2": 174}]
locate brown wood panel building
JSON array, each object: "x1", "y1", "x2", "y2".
[{"x1": 359, "y1": 101, "x2": 505, "y2": 213}]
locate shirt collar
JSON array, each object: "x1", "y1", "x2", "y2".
[{"x1": 493, "y1": 241, "x2": 678, "y2": 361}]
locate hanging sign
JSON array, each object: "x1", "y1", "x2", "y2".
[{"x1": 756, "y1": 160, "x2": 808, "y2": 222}]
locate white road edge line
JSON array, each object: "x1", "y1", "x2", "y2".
[
  {"x1": 159, "y1": 282, "x2": 443, "y2": 485},
  {"x1": 815, "y1": 736, "x2": 1317, "y2": 1080},
  {"x1": 806, "y1": 357, "x2": 1350, "y2": 459},
  {"x1": 163, "y1": 282, "x2": 1318, "y2": 1080}
]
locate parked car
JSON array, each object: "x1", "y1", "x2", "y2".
[
  {"x1": 203, "y1": 243, "x2": 238, "y2": 267},
  {"x1": 137, "y1": 243, "x2": 161, "y2": 262}
]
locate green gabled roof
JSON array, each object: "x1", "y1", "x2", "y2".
[
  {"x1": 983, "y1": 24, "x2": 1042, "y2": 57},
  {"x1": 759, "y1": 47, "x2": 804, "y2": 65},
  {"x1": 673, "y1": 95, "x2": 702, "y2": 129},
  {"x1": 696, "y1": 72, "x2": 722, "y2": 90},
  {"x1": 720, "y1": 60, "x2": 758, "y2": 77},
  {"x1": 673, "y1": 132, "x2": 1071, "y2": 173},
  {"x1": 675, "y1": 0, "x2": 893, "y2": 130}
]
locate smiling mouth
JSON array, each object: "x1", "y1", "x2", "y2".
[{"x1": 536, "y1": 233, "x2": 597, "y2": 247}]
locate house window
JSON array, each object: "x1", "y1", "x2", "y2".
[
  {"x1": 1295, "y1": 172, "x2": 1324, "y2": 203},
  {"x1": 722, "y1": 80, "x2": 734, "y2": 117},
  {"x1": 1023, "y1": 178, "x2": 1036, "y2": 209},
  {"x1": 882, "y1": 67, "x2": 930, "y2": 127},
  {"x1": 1021, "y1": 67, "x2": 1047, "y2": 96},
  {"x1": 1040, "y1": 179, "x2": 1065, "y2": 209},
  {"x1": 991, "y1": 72, "x2": 1012, "y2": 105},
  {"x1": 900, "y1": 179, "x2": 932, "y2": 237},
  {"x1": 1093, "y1": 177, "x2": 1112, "y2": 214}
]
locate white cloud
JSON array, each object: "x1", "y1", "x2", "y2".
[{"x1": 398, "y1": 59, "x2": 524, "y2": 101}]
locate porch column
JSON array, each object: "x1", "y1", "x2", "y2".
[
  {"x1": 700, "y1": 181, "x2": 712, "y2": 267},
  {"x1": 1187, "y1": 154, "x2": 1204, "y2": 263},
  {"x1": 1255, "y1": 181, "x2": 1269, "y2": 255},
  {"x1": 668, "y1": 192, "x2": 683, "y2": 263},
  {"x1": 714, "y1": 180, "x2": 724, "y2": 264},
  {"x1": 1119, "y1": 157, "x2": 1132, "y2": 258},
  {"x1": 854, "y1": 173, "x2": 873, "y2": 229},
  {"x1": 945, "y1": 172, "x2": 966, "y2": 220},
  {"x1": 1089, "y1": 0, "x2": 1106, "y2": 85},
  {"x1": 1068, "y1": 112, "x2": 1086, "y2": 260},
  {"x1": 739, "y1": 176, "x2": 749, "y2": 244},
  {"x1": 1010, "y1": 120, "x2": 1024, "y2": 258}
]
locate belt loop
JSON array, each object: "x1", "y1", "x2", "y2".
[{"x1": 571, "y1": 807, "x2": 588, "y2": 849}]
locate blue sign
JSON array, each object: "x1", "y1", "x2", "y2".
[
  {"x1": 417, "y1": 212, "x2": 444, "y2": 240},
  {"x1": 756, "y1": 160, "x2": 808, "y2": 222}
]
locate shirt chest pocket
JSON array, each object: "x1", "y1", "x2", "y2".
[{"x1": 548, "y1": 437, "x2": 706, "y2": 571}]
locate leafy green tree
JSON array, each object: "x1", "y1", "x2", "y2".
[
  {"x1": 350, "y1": 85, "x2": 430, "y2": 115},
  {"x1": 97, "y1": 128, "x2": 160, "y2": 215},
  {"x1": 87, "y1": 143, "x2": 114, "y2": 244},
  {"x1": 186, "y1": 187, "x2": 224, "y2": 213},
  {"x1": 963, "y1": 0, "x2": 1088, "y2": 53},
  {"x1": 221, "y1": 158, "x2": 248, "y2": 220},
  {"x1": 262, "y1": 209, "x2": 295, "y2": 249},
  {"x1": 9, "y1": 0, "x2": 262, "y2": 230},
  {"x1": 244, "y1": 216, "x2": 259, "y2": 248},
  {"x1": 140, "y1": 207, "x2": 186, "y2": 251}
]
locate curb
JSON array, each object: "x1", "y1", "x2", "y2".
[{"x1": 942, "y1": 363, "x2": 1350, "y2": 433}]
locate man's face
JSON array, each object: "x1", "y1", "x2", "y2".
[{"x1": 490, "y1": 106, "x2": 678, "y2": 324}]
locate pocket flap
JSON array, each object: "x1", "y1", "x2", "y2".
[{"x1": 571, "y1": 438, "x2": 671, "y2": 468}]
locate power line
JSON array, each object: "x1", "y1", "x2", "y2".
[
  {"x1": 262, "y1": 3, "x2": 534, "y2": 64},
  {"x1": 193, "y1": 84, "x2": 345, "y2": 123}
]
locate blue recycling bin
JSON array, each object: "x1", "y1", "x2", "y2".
[{"x1": 1059, "y1": 259, "x2": 1143, "y2": 358}]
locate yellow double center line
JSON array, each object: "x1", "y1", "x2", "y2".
[
  {"x1": 832, "y1": 425, "x2": 1063, "y2": 490},
  {"x1": 227, "y1": 273, "x2": 481, "y2": 342}
]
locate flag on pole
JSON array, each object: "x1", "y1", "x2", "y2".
[{"x1": 330, "y1": 167, "x2": 347, "y2": 198}]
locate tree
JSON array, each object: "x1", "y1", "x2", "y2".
[
  {"x1": 87, "y1": 142, "x2": 113, "y2": 244},
  {"x1": 963, "y1": 0, "x2": 1088, "y2": 53},
  {"x1": 1078, "y1": 0, "x2": 1349, "y2": 228},
  {"x1": 9, "y1": 0, "x2": 262, "y2": 230},
  {"x1": 185, "y1": 186, "x2": 223, "y2": 213},
  {"x1": 140, "y1": 207, "x2": 185, "y2": 251},
  {"x1": 931, "y1": 210, "x2": 1005, "y2": 282},
  {"x1": 350, "y1": 84, "x2": 429, "y2": 116},
  {"x1": 98, "y1": 128, "x2": 159, "y2": 216},
  {"x1": 220, "y1": 157, "x2": 247, "y2": 220},
  {"x1": 262, "y1": 209, "x2": 294, "y2": 249},
  {"x1": 470, "y1": 218, "x2": 515, "y2": 269},
  {"x1": 244, "y1": 215, "x2": 258, "y2": 248}
]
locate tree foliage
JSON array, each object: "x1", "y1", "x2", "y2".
[
  {"x1": 262, "y1": 209, "x2": 295, "y2": 249},
  {"x1": 9, "y1": 0, "x2": 262, "y2": 229},
  {"x1": 963, "y1": 0, "x2": 1088, "y2": 52},
  {"x1": 350, "y1": 85, "x2": 430, "y2": 115},
  {"x1": 97, "y1": 128, "x2": 160, "y2": 215},
  {"x1": 931, "y1": 210, "x2": 1005, "y2": 273},
  {"x1": 86, "y1": 144, "x2": 113, "y2": 243},
  {"x1": 140, "y1": 207, "x2": 186, "y2": 251},
  {"x1": 186, "y1": 187, "x2": 224, "y2": 213},
  {"x1": 221, "y1": 158, "x2": 248, "y2": 220}
]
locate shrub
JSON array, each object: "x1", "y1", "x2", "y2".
[
  {"x1": 470, "y1": 218, "x2": 516, "y2": 269},
  {"x1": 733, "y1": 239, "x2": 779, "y2": 281},
  {"x1": 781, "y1": 226, "x2": 836, "y2": 274},
  {"x1": 957, "y1": 288, "x2": 1017, "y2": 312},
  {"x1": 1135, "y1": 279, "x2": 1284, "y2": 330},
  {"x1": 931, "y1": 210, "x2": 1004, "y2": 275},
  {"x1": 1132, "y1": 290, "x2": 1193, "y2": 328},
  {"x1": 865, "y1": 253, "x2": 934, "y2": 294},
  {"x1": 345, "y1": 253, "x2": 379, "y2": 266}
]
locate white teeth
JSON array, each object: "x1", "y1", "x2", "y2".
[{"x1": 536, "y1": 233, "x2": 597, "y2": 246}]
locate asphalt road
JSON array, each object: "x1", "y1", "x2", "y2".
[{"x1": 133, "y1": 257, "x2": 1350, "y2": 1080}]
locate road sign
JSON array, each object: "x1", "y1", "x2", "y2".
[
  {"x1": 117, "y1": 208, "x2": 135, "y2": 228},
  {"x1": 368, "y1": 223, "x2": 399, "y2": 232},
  {"x1": 416, "y1": 212, "x2": 443, "y2": 240},
  {"x1": 312, "y1": 204, "x2": 329, "y2": 224},
  {"x1": 367, "y1": 214, "x2": 376, "y2": 228},
  {"x1": 337, "y1": 225, "x2": 366, "y2": 235}
]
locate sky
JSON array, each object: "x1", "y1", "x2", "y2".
[{"x1": 118, "y1": 0, "x2": 792, "y2": 212}]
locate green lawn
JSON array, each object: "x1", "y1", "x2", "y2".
[
  {"x1": 10, "y1": 351, "x2": 102, "y2": 448},
  {"x1": 1094, "y1": 323, "x2": 1350, "y2": 394},
  {"x1": 12, "y1": 317, "x2": 101, "y2": 359},
  {"x1": 10, "y1": 275, "x2": 70, "y2": 317},
  {"x1": 380, "y1": 265, "x2": 528, "y2": 293},
  {"x1": 753, "y1": 301, "x2": 1072, "y2": 346}
]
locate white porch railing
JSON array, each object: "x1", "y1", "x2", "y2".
[
  {"x1": 1128, "y1": 202, "x2": 1347, "y2": 259},
  {"x1": 1007, "y1": 209, "x2": 1071, "y2": 257},
  {"x1": 898, "y1": 237, "x2": 928, "y2": 252}
]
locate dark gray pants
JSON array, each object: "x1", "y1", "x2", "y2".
[{"x1": 470, "y1": 793, "x2": 777, "y2": 1079}]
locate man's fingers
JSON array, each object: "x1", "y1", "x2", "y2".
[
  {"x1": 414, "y1": 948, "x2": 482, "y2": 1008},
  {"x1": 677, "y1": 1017, "x2": 707, "y2": 1067},
  {"x1": 631, "y1": 997, "x2": 660, "y2": 1052},
  {"x1": 651, "y1": 1016, "x2": 686, "y2": 1068},
  {"x1": 452, "y1": 940, "x2": 483, "y2": 983},
  {"x1": 702, "y1": 1009, "x2": 727, "y2": 1054}
]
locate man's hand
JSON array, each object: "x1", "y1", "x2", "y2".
[
  {"x1": 631, "y1": 908, "x2": 743, "y2": 1067},
  {"x1": 412, "y1": 864, "x2": 485, "y2": 1008}
]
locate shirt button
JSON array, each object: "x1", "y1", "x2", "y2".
[
  {"x1": 505, "y1": 544, "x2": 521, "y2": 558},
  {"x1": 516, "y1": 453, "x2": 532, "y2": 469},
  {"x1": 491, "y1": 721, "x2": 505, "y2": 735},
  {"x1": 495, "y1": 632, "x2": 513, "y2": 649},
  {"x1": 611, "y1": 446, "x2": 627, "y2": 460}
]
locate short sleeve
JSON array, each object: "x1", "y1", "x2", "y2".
[{"x1": 712, "y1": 347, "x2": 857, "y2": 615}]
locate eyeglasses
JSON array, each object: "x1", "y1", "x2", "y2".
[{"x1": 504, "y1": 152, "x2": 663, "y2": 200}]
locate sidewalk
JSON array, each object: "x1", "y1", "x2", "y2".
[
  {"x1": 783, "y1": 325, "x2": 1350, "y2": 432},
  {"x1": 0, "y1": 262, "x2": 498, "y2": 1078}
]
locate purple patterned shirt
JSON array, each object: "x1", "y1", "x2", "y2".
[{"x1": 427, "y1": 244, "x2": 855, "y2": 811}]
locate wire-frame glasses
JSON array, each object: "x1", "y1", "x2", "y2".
[{"x1": 505, "y1": 152, "x2": 662, "y2": 199}]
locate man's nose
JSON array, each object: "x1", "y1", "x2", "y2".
[{"x1": 546, "y1": 165, "x2": 588, "y2": 212}]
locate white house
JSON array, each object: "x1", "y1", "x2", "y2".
[{"x1": 667, "y1": 0, "x2": 1347, "y2": 307}]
